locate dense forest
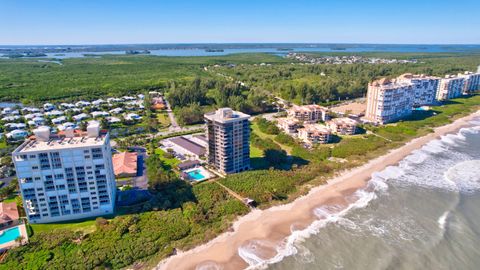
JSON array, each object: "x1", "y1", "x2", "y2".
[{"x1": 213, "y1": 53, "x2": 480, "y2": 105}]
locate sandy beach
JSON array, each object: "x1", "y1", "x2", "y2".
[{"x1": 157, "y1": 110, "x2": 480, "y2": 270}]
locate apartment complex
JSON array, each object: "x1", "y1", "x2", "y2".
[
  {"x1": 326, "y1": 117, "x2": 358, "y2": 135},
  {"x1": 12, "y1": 123, "x2": 116, "y2": 223},
  {"x1": 365, "y1": 78, "x2": 415, "y2": 124},
  {"x1": 205, "y1": 108, "x2": 251, "y2": 174},
  {"x1": 436, "y1": 75, "x2": 465, "y2": 101},
  {"x1": 297, "y1": 124, "x2": 331, "y2": 145},
  {"x1": 288, "y1": 104, "x2": 328, "y2": 123},
  {"x1": 458, "y1": 71, "x2": 480, "y2": 94},
  {"x1": 276, "y1": 117, "x2": 300, "y2": 135},
  {"x1": 398, "y1": 73, "x2": 439, "y2": 106}
]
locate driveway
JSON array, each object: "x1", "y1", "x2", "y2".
[{"x1": 132, "y1": 153, "x2": 148, "y2": 189}]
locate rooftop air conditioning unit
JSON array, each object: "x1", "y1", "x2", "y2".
[
  {"x1": 65, "y1": 127, "x2": 75, "y2": 138},
  {"x1": 34, "y1": 126, "x2": 50, "y2": 141},
  {"x1": 87, "y1": 121, "x2": 100, "y2": 138}
]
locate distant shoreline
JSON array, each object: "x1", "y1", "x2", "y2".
[{"x1": 157, "y1": 110, "x2": 480, "y2": 270}]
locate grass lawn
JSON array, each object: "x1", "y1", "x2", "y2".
[
  {"x1": 2, "y1": 195, "x2": 19, "y2": 203},
  {"x1": 0, "y1": 140, "x2": 7, "y2": 149},
  {"x1": 156, "y1": 112, "x2": 171, "y2": 127},
  {"x1": 31, "y1": 219, "x2": 98, "y2": 234},
  {"x1": 250, "y1": 145, "x2": 264, "y2": 158},
  {"x1": 154, "y1": 148, "x2": 181, "y2": 168},
  {"x1": 251, "y1": 121, "x2": 293, "y2": 154}
]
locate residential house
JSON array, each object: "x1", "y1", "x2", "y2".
[{"x1": 112, "y1": 152, "x2": 138, "y2": 178}]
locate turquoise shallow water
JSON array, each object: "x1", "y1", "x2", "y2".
[
  {"x1": 233, "y1": 118, "x2": 480, "y2": 270},
  {"x1": 0, "y1": 226, "x2": 21, "y2": 244}
]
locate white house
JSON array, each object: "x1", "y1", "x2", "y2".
[
  {"x1": 91, "y1": 111, "x2": 110, "y2": 118},
  {"x1": 73, "y1": 113, "x2": 89, "y2": 121},
  {"x1": 75, "y1": 101, "x2": 91, "y2": 107},
  {"x1": 107, "y1": 116, "x2": 121, "y2": 123},
  {"x1": 125, "y1": 113, "x2": 142, "y2": 121},
  {"x1": 92, "y1": 99, "x2": 106, "y2": 106},
  {"x1": 60, "y1": 103, "x2": 76, "y2": 109},
  {"x1": 5, "y1": 123, "x2": 27, "y2": 130},
  {"x1": 6, "y1": 129, "x2": 28, "y2": 140},
  {"x1": 2, "y1": 108, "x2": 12, "y2": 115},
  {"x1": 43, "y1": 103, "x2": 55, "y2": 111},
  {"x1": 107, "y1": 97, "x2": 123, "y2": 103},
  {"x1": 57, "y1": 122, "x2": 76, "y2": 131},
  {"x1": 45, "y1": 110, "x2": 64, "y2": 117},
  {"x1": 109, "y1": 108, "x2": 123, "y2": 114},
  {"x1": 1, "y1": 115, "x2": 21, "y2": 122},
  {"x1": 22, "y1": 107, "x2": 41, "y2": 113},
  {"x1": 52, "y1": 116, "x2": 67, "y2": 125},
  {"x1": 32, "y1": 117, "x2": 45, "y2": 126}
]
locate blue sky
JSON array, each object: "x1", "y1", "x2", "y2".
[{"x1": 1, "y1": 0, "x2": 479, "y2": 45}]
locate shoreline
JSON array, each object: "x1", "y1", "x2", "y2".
[{"x1": 156, "y1": 110, "x2": 480, "y2": 270}]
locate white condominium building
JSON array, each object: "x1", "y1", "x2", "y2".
[
  {"x1": 297, "y1": 124, "x2": 331, "y2": 145},
  {"x1": 276, "y1": 117, "x2": 300, "y2": 135},
  {"x1": 288, "y1": 104, "x2": 328, "y2": 123},
  {"x1": 326, "y1": 117, "x2": 358, "y2": 135},
  {"x1": 205, "y1": 108, "x2": 251, "y2": 175},
  {"x1": 398, "y1": 73, "x2": 439, "y2": 106},
  {"x1": 365, "y1": 78, "x2": 414, "y2": 124},
  {"x1": 458, "y1": 71, "x2": 480, "y2": 94},
  {"x1": 436, "y1": 75, "x2": 465, "y2": 101},
  {"x1": 12, "y1": 123, "x2": 116, "y2": 223}
]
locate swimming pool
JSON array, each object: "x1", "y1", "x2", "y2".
[
  {"x1": 186, "y1": 169, "x2": 207, "y2": 181},
  {"x1": 0, "y1": 227, "x2": 21, "y2": 244}
]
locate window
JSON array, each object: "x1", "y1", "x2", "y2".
[
  {"x1": 39, "y1": 153, "x2": 51, "y2": 170},
  {"x1": 50, "y1": 152, "x2": 62, "y2": 169},
  {"x1": 91, "y1": 148, "x2": 103, "y2": 159},
  {"x1": 54, "y1": 173, "x2": 64, "y2": 180},
  {"x1": 32, "y1": 166, "x2": 39, "y2": 170}
]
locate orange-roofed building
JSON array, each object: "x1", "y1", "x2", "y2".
[
  {"x1": 151, "y1": 97, "x2": 166, "y2": 110},
  {"x1": 0, "y1": 202, "x2": 19, "y2": 228},
  {"x1": 112, "y1": 152, "x2": 138, "y2": 178}
]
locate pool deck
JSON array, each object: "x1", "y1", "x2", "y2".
[
  {"x1": 183, "y1": 166, "x2": 214, "y2": 182},
  {"x1": 0, "y1": 224, "x2": 28, "y2": 250}
]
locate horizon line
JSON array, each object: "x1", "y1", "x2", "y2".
[{"x1": 1, "y1": 42, "x2": 480, "y2": 47}]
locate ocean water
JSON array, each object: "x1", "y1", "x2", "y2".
[{"x1": 243, "y1": 118, "x2": 480, "y2": 270}]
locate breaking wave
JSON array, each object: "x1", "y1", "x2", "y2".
[
  {"x1": 238, "y1": 122, "x2": 480, "y2": 269},
  {"x1": 239, "y1": 178, "x2": 386, "y2": 269}
]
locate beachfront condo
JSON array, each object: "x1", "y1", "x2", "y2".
[
  {"x1": 276, "y1": 117, "x2": 300, "y2": 135},
  {"x1": 436, "y1": 75, "x2": 465, "y2": 101},
  {"x1": 365, "y1": 78, "x2": 415, "y2": 124},
  {"x1": 288, "y1": 104, "x2": 329, "y2": 123},
  {"x1": 12, "y1": 122, "x2": 116, "y2": 223},
  {"x1": 204, "y1": 108, "x2": 251, "y2": 174},
  {"x1": 458, "y1": 71, "x2": 480, "y2": 94},
  {"x1": 398, "y1": 73, "x2": 440, "y2": 106},
  {"x1": 297, "y1": 124, "x2": 331, "y2": 145},
  {"x1": 326, "y1": 117, "x2": 358, "y2": 135}
]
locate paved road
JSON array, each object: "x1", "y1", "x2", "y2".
[{"x1": 165, "y1": 100, "x2": 180, "y2": 132}]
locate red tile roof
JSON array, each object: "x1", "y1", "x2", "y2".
[{"x1": 112, "y1": 152, "x2": 138, "y2": 176}]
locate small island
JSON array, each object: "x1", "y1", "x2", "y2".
[
  {"x1": 125, "y1": 50, "x2": 151, "y2": 55},
  {"x1": 205, "y1": 49, "x2": 224, "y2": 52}
]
